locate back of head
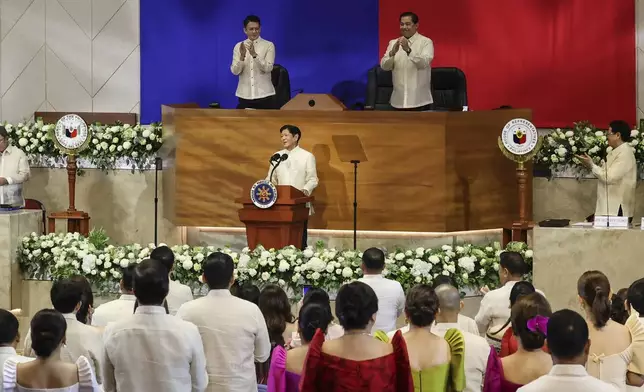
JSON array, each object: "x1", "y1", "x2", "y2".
[
  {"x1": 499, "y1": 251, "x2": 527, "y2": 277},
  {"x1": 121, "y1": 264, "x2": 137, "y2": 292},
  {"x1": 335, "y1": 282, "x2": 378, "y2": 330},
  {"x1": 133, "y1": 259, "x2": 170, "y2": 306},
  {"x1": 50, "y1": 278, "x2": 84, "y2": 314},
  {"x1": 628, "y1": 278, "x2": 644, "y2": 315},
  {"x1": 610, "y1": 288, "x2": 629, "y2": 325},
  {"x1": 362, "y1": 247, "x2": 385, "y2": 272},
  {"x1": 577, "y1": 270, "x2": 611, "y2": 328},
  {"x1": 432, "y1": 275, "x2": 458, "y2": 289},
  {"x1": 510, "y1": 292, "x2": 552, "y2": 350},
  {"x1": 237, "y1": 283, "x2": 260, "y2": 305},
  {"x1": 298, "y1": 303, "x2": 332, "y2": 343},
  {"x1": 150, "y1": 246, "x2": 175, "y2": 273},
  {"x1": 203, "y1": 252, "x2": 234, "y2": 290},
  {"x1": 259, "y1": 284, "x2": 294, "y2": 345},
  {"x1": 0, "y1": 309, "x2": 19, "y2": 345},
  {"x1": 70, "y1": 276, "x2": 93, "y2": 324},
  {"x1": 31, "y1": 309, "x2": 66, "y2": 358},
  {"x1": 406, "y1": 284, "x2": 440, "y2": 327},
  {"x1": 302, "y1": 287, "x2": 332, "y2": 316},
  {"x1": 547, "y1": 309, "x2": 589, "y2": 362},
  {"x1": 510, "y1": 281, "x2": 536, "y2": 306},
  {"x1": 434, "y1": 284, "x2": 460, "y2": 313},
  {"x1": 609, "y1": 120, "x2": 632, "y2": 143}
]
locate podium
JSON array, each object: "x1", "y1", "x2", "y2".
[{"x1": 237, "y1": 186, "x2": 313, "y2": 250}]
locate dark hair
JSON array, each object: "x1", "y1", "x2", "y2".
[
  {"x1": 609, "y1": 120, "x2": 632, "y2": 142},
  {"x1": 69, "y1": 276, "x2": 93, "y2": 324},
  {"x1": 0, "y1": 309, "x2": 19, "y2": 345},
  {"x1": 243, "y1": 15, "x2": 261, "y2": 27},
  {"x1": 406, "y1": 284, "x2": 440, "y2": 327},
  {"x1": 121, "y1": 264, "x2": 137, "y2": 292},
  {"x1": 0, "y1": 125, "x2": 8, "y2": 139},
  {"x1": 362, "y1": 247, "x2": 385, "y2": 271},
  {"x1": 279, "y1": 124, "x2": 301, "y2": 143},
  {"x1": 510, "y1": 281, "x2": 536, "y2": 306},
  {"x1": 577, "y1": 270, "x2": 611, "y2": 328},
  {"x1": 259, "y1": 284, "x2": 295, "y2": 346},
  {"x1": 237, "y1": 283, "x2": 260, "y2": 305},
  {"x1": 302, "y1": 287, "x2": 333, "y2": 321},
  {"x1": 628, "y1": 278, "x2": 644, "y2": 315},
  {"x1": 547, "y1": 309, "x2": 589, "y2": 360},
  {"x1": 203, "y1": 252, "x2": 234, "y2": 290},
  {"x1": 400, "y1": 11, "x2": 419, "y2": 24},
  {"x1": 611, "y1": 288, "x2": 629, "y2": 325},
  {"x1": 299, "y1": 303, "x2": 332, "y2": 343},
  {"x1": 50, "y1": 278, "x2": 84, "y2": 314},
  {"x1": 150, "y1": 246, "x2": 175, "y2": 273},
  {"x1": 336, "y1": 282, "x2": 378, "y2": 330},
  {"x1": 30, "y1": 309, "x2": 66, "y2": 358},
  {"x1": 133, "y1": 259, "x2": 170, "y2": 306},
  {"x1": 432, "y1": 275, "x2": 457, "y2": 289},
  {"x1": 499, "y1": 251, "x2": 527, "y2": 277},
  {"x1": 511, "y1": 292, "x2": 552, "y2": 350}
]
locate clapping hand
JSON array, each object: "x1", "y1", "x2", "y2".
[
  {"x1": 389, "y1": 40, "x2": 400, "y2": 57},
  {"x1": 248, "y1": 41, "x2": 257, "y2": 58},
  {"x1": 399, "y1": 37, "x2": 410, "y2": 52},
  {"x1": 240, "y1": 43, "x2": 247, "y2": 60}
]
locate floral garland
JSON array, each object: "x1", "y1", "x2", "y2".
[
  {"x1": 2, "y1": 119, "x2": 163, "y2": 172},
  {"x1": 17, "y1": 231, "x2": 533, "y2": 296}
]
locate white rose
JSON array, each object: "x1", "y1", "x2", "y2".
[
  {"x1": 261, "y1": 272, "x2": 270, "y2": 281},
  {"x1": 395, "y1": 253, "x2": 405, "y2": 261},
  {"x1": 123, "y1": 141, "x2": 132, "y2": 150},
  {"x1": 18, "y1": 138, "x2": 28, "y2": 147},
  {"x1": 557, "y1": 147, "x2": 567, "y2": 157},
  {"x1": 428, "y1": 255, "x2": 440, "y2": 264},
  {"x1": 595, "y1": 130, "x2": 604, "y2": 137},
  {"x1": 109, "y1": 145, "x2": 116, "y2": 152},
  {"x1": 104, "y1": 261, "x2": 112, "y2": 268},
  {"x1": 91, "y1": 270, "x2": 97, "y2": 275},
  {"x1": 146, "y1": 144, "x2": 153, "y2": 151},
  {"x1": 182, "y1": 260, "x2": 193, "y2": 270},
  {"x1": 441, "y1": 245, "x2": 452, "y2": 251},
  {"x1": 326, "y1": 264, "x2": 334, "y2": 273},
  {"x1": 132, "y1": 151, "x2": 138, "y2": 157},
  {"x1": 248, "y1": 268, "x2": 257, "y2": 277},
  {"x1": 405, "y1": 250, "x2": 412, "y2": 257},
  {"x1": 342, "y1": 267, "x2": 353, "y2": 278},
  {"x1": 524, "y1": 250, "x2": 533, "y2": 258},
  {"x1": 565, "y1": 130, "x2": 574, "y2": 137},
  {"x1": 462, "y1": 272, "x2": 468, "y2": 280},
  {"x1": 120, "y1": 259, "x2": 129, "y2": 268},
  {"x1": 336, "y1": 269, "x2": 342, "y2": 275},
  {"x1": 112, "y1": 137, "x2": 119, "y2": 143},
  {"x1": 142, "y1": 129, "x2": 151, "y2": 138},
  {"x1": 100, "y1": 141, "x2": 108, "y2": 149},
  {"x1": 193, "y1": 263, "x2": 201, "y2": 272},
  {"x1": 38, "y1": 146, "x2": 44, "y2": 152},
  {"x1": 415, "y1": 247, "x2": 425, "y2": 257},
  {"x1": 311, "y1": 271, "x2": 321, "y2": 280},
  {"x1": 631, "y1": 129, "x2": 639, "y2": 137},
  {"x1": 415, "y1": 276, "x2": 422, "y2": 283},
  {"x1": 100, "y1": 271, "x2": 107, "y2": 278},
  {"x1": 302, "y1": 249, "x2": 314, "y2": 258}
]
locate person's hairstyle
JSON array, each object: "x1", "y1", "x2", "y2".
[
  {"x1": 628, "y1": 278, "x2": 644, "y2": 315},
  {"x1": 0, "y1": 309, "x2": 19, "y2": 345},
  {"x1": 547, "y1": 309, "x2": 589, "y2": 360},
  {"x1": 510, "y1": 281, "x2": 536, "y2": 306},
  {"x1": 610, "y1": 288, "x2": 629, "y2": 325},
  {"x1": 434, "y1": 284, "x2": 460, "y2": 313},
  {"x1": 432, "y1": 275, "x2": 458, "y2": 289},
  {"x1": 134, "y1": 299, "x2": 169, "y2": 314},
  {"x1": 150, "y1": 246, "x2": 175, "y2": 274},
  {"x1": 243, "y1": 15, "x2": 261, "y2": 28},
  {"x1": 577, "y1": 270, "x2": 612, "y2": 328},
  {"x1": 406, "y1": 284, "x2": 440, "y2": 327},
  {"x1": 279, "y1": 124, "x2": 301, "y2": 143},
  {"x1": 0, "y1": 125, "x2": 8, "y2": 139},
  {"x1": 299, "y1": 303, "x2": 332, "y2": 343},
  {"x1": 30, "y1": 309, "x2": 66, "y2": 358},
  {"x1": 50, "y1": 278, "x2": 84, "y2": 314},
  {"x1": 121, "y1": 264, "x2": 136, "y2": 292},
  {"x1": 362, "y1": 247, "x2": 385, "y2": 271},
  {"x1": 499, "y1": 251, "x2": 527, "y2": 277},
  {"x1": 400, "y1": 11, "x2": 419, "y2": 24},
  {"x1": 203, "y1": 252, "x2": 234, "y2": 290},
  {"x1": 133, "y1": 259, "x2": 170, "y2": 306},
  {"x1": 258, "y1": 284, "x2": 295, "y2": 346},
  {"x1": 510, "y1": 292, "x2": 552, "y2": 350},
  {"x1": 302, "y1": 287, "x2": 334, "y2": 320},
  {"x1": 70, "y1": 276, "x2": 94, "y2": 324},
  {"x1": 237, "y1": 283, "x2": 260, "y2": 305},
  {"x1": 609, "y1": 120, "x2": 632, "y2": 143},
  {"x1": 335, "y1": 282, "x2": 378, "y2": 330}
]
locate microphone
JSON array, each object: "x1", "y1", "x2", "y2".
[
  {"x1": 269, "y1": 154, "x2": 288, "y2": 184},
  {"x1": 269, "y1": 153, "x2": 281, "y2": 164},
  {"x1": 280, "y1": 153, "x2": 289, "y2": 162},
  {"x1": 605, "y1": 156, "x2": 610, "y2": 228}
]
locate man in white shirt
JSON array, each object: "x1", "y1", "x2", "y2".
[
  {"x1": 23, "y1": 278, "x2": 104, "y2": 384},
  {"x1": 231, "y1": 15, "x2": 276, "y2": 110},
  {"x1": 577, "y1": 120, "x2": 637, "y2": 221},
  {"x1": 0, "y1": 309, "x2": 32, "y2": 385},
  {"x1": 626, "y1": 278, "x2": 644, "y2": 386},
  {"x1": 434, "y1": 284, "x2": 491, "y2": 392},
  {"x1": 177, "y1": 252, "x2": 271, "y2": 392},
  {"x1": 380, "y1": 12, "x2": 434, "y2": 111},
  {"x1": 0, "y1": 125, "x2": 30, "y2": 207},
  {"x1": 151, "y1": 245, "x2": 194, "y2": 315},
  {"x1": 358, "y1": 247, "x2": 405, "y2": 333},
  {"x1": 518, "y1": 309, "x2": 618, "y2": 392},
  {"x1": 92, "y1": 265, "x2": 136, "y2": 327},
  {"x1": 103, "y1": 259, "x2": 208, "y2": 392},
  {"x1": 267, "y1": 125, "x2": 319, "y2": 249}
]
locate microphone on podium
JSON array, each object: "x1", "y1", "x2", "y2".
[
  {"x1": 269, "y1": 153, "x2": 281, "y2": 164},
  {"x1": 269, "y1": 154, "x2": 288, "y2": 184}
]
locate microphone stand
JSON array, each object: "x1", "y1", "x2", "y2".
[
  {"x1": 350, "y1": 160, "x2": 360, "y2": 250},
  {"x1": 154, "y1": 157, "x2": 162, "y2": 245},
  {"x1": 269, "y1": 158, "x2": 282, "y2": 184},
  {"x1": 605, "y1": 158, "x2": 609, "y2": 228}
]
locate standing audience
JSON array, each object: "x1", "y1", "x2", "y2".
[
  {"x1": 91, "y1": 265, "x2": 137, "y2": 327},
  {"x1": 236, "y1": 283, "x2": 261, "y2": 306},
  {"x1": 0, "y1": 309, "x2": 32, "y2": 386},
  {"x1": 611, "y1": 288, "x2": 630, "y2": 325},
  {"x1": 499, "y1": 281, "x2": 549, "y2": 357},
  {"x1": 151, "y1": 245, "x2": 194, "y2": 315},
  {"x1": 69, "y1": 276, "x2": 94, "y2": 325}
]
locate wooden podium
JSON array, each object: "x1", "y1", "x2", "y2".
[{"x1": 236, "y1": 186, "x2": 313, "y2": 249}]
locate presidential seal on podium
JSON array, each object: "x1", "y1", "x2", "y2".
[{"x1": 250, "y1": 180, "x2": 278, "y2": 209}]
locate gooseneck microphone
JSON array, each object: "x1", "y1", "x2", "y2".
[
  {"x1": 605, "y1": 157, "x2": 610, "y2": 228},
  {"x1": 269, "y1": 153, "x2": 289, "y2": 184}
]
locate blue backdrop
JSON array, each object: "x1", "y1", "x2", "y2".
[{"x1": 140, "y1": 0, "x2": 379, "y2": 123}]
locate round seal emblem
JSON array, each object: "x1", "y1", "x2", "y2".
[
  {"x1": 501, "y1": 118, "x2": 538, "y2": 155},
  {"x1": 250, "y1": 180, "x2": 278, "y2": 209},
  {"x1": 53, "y1": 114, "x2": 91, "y2": 154}
]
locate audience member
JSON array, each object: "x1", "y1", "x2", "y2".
[
  {"x1": 0, "y1": 309, "x2": 32, "y2": 385},
  {"x1": 517, "y1": 309, "x2": 619, "y2": 391},
  {"x1": 237, "y1": 283, "x2": 261, "y2": 305},
  {"x1": 151, "y1": 245, "x2": 194, "y2": 315},
  {"x1": 91, "y1": 265, "x2": 137, "y2": 327},
  {"x1": 302, "y1": 288, "x2": 344, "y2": 339},
  {"x1": 357, "y1": 247, "x2": 405, "y2": 333},
  {"x1": 3, "y1": 309, "x2": 100, "y2": 390},
  {"x1": 267, "y1": 302, "x2": 332, "y2": 392},
  {"x1": 499, "y1": 281, "x2": 549, "y2": 357},
  {"x1": 177, "y1": 252, "x2": 271, "y2": 392},
  {"x1": 102, "y1": 259, "x2": 207, "y2": 392},
  {"x1": 432, "y1": 276, "x2": 479, "y2": 335},
  {"x1": 299, "y1": 281, "x2": 413, "y2": 391},
  {"x1": 611, "y1": 288, "x2": 630, "y2": 325},
  {"x1": 69, "y1": 276, "x2": 94, "y2": 325},
  {"x1": 627, "y1": 278, "x2": 644, "y2": 387},
  {"x1": 483, "y1": 293, "x2": 552, "y2": 392}
]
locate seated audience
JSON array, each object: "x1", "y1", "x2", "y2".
[
  {"x1": 358, "y1": 247, "x2": 405, "y2": 333},
  {"x1": 611, "y1": 287, "x2": 630, "y2": 325},
  {"x1": 177, "y1": 252, "x2": 271, "y2": 392},
  {"x1": 267, "y1": 302, "x2": 332, "y2": 392},
  {"x1": 517, "y1": 309, "x2": 619, "y2": 392},
  {"x1": 483, "y1": 292, "x2": 552, "y2": 392},
  {"x1": 70, "y1": 276, "x2": 94, "y2": 325},
  {"x1": 3, "y1": 309, "x2": 100, "y2": 391},
  {"x1": 289, "y1": 288, "x2": 343, "y2": 347},
  {"x1": 299, "y1": 281, "x2": 413, "y2": 391},
  {"x1": 91, "y1": 265, "x2": 136, "y2": 327},
  {"x1": 0, "y1": 309, "x2": 32, "y2": 385},
  {"x1": 151, "y1": 245, "x2": 194, "y2": 315},
  {"x1": 102, "y1": 259, "x2": 207, "y2": 392},
  {"x1": 499, "y1": 281, "x2": 548, "y2": 357}
]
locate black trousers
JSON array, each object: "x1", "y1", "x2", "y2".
[
  {"x1": 395, "y1": 103, "x2": 433, "y2": 112},
  {"x1": 237, "y1": 95, "x2": 277, "y2": 110},
  {"x1": 302, "y1": 220, "x2": 308, "y2": 250}
]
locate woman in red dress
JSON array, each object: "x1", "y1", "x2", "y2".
[{"x1": 299, "y1": 281, "x2": 413, "y2": 392}]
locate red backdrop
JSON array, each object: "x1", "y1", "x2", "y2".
[{"x1": 379, "y1": 1, "x2": 635, "y2": 128}]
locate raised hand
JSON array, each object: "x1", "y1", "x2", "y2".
[
  {"x1": 389, "y1": 40, "x2": 400, "y2": 57},
  {"x1": 240, "y1": 42, "x2": 247, "y2": 60}
]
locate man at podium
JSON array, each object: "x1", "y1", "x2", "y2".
[
  {"x1": 267, "y1": 125, "x2": 318, "y2": 248},
  {"x1": 0, "y1": 125, "x2": 30, "y2": 207}
]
